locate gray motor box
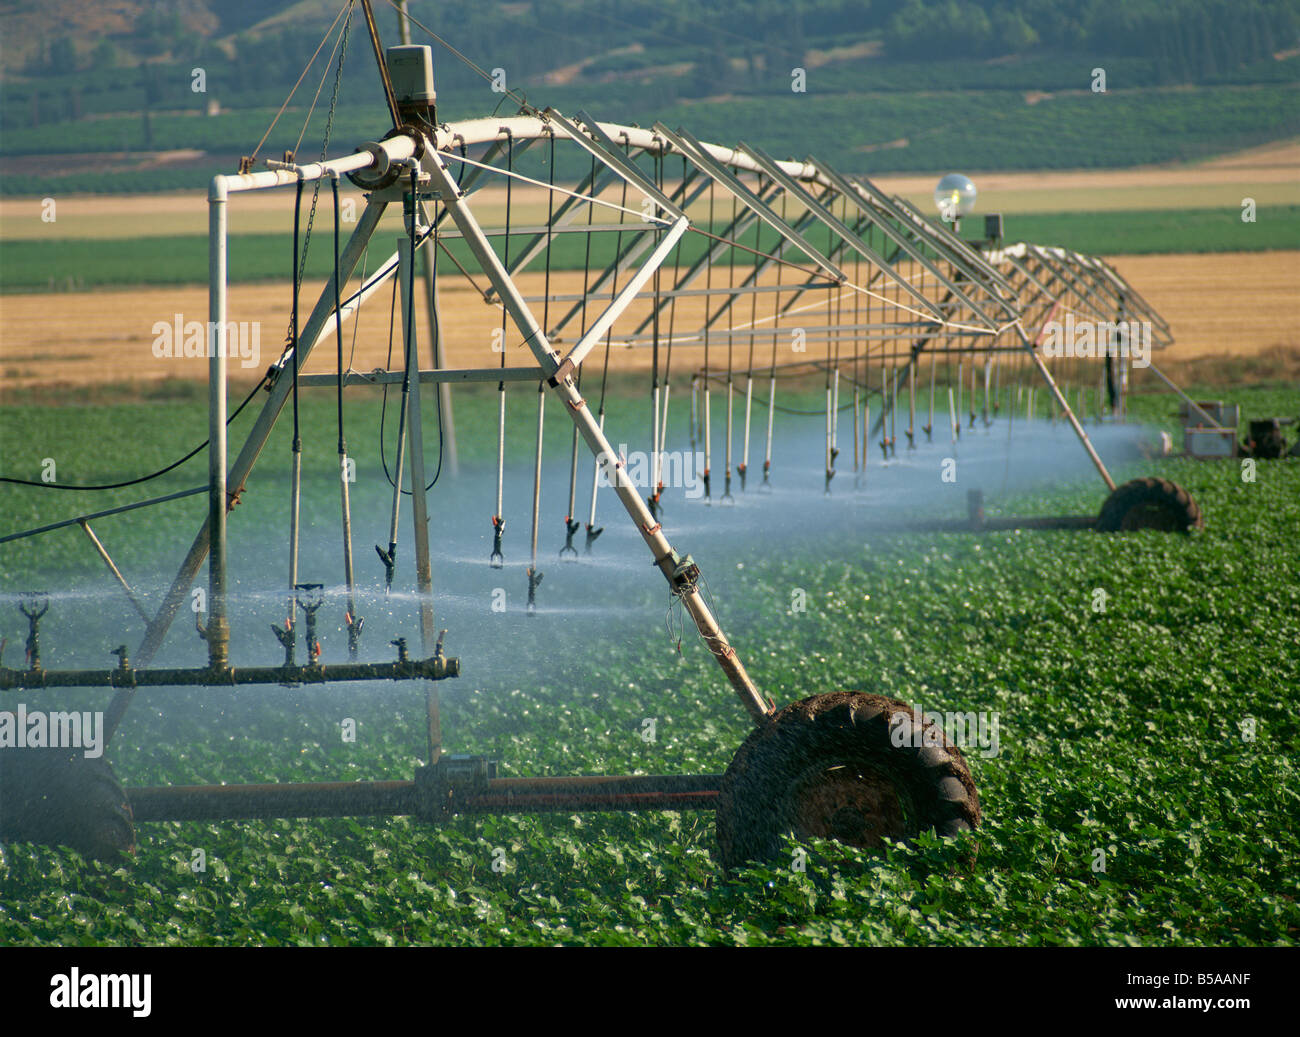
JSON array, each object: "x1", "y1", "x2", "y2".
[
  {"x1": 387, "y1": 45, "x2": 436, "y2": 106},
  {"x1": 1184, "y1": 427, "x2": 1237, "y2": 458},
  {"x1": 1179, "y1": 399, "x2": 1238, "y2": 429}
]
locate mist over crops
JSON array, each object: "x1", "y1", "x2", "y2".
[{"x1": 4, "y1": 397, "x2": 1156, "y2": 693}]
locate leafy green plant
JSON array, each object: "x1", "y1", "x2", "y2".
[{"x1": 1, "y1": 386, "x2": 1297, "y2": 945}]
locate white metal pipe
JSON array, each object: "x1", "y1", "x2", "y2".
[
  {"x1": 658, "y1": 383, "x2": 671, "y2": 492},
  {"x1": 824, "y1": 384, "x2": 833, "y2": 475},
  {"x1": 530, "y1": 385, "x2": 545, "y2": 565},
  {"x1": 430, "y1": 117, "x2": 821, "y2": 187},
  {"x1": 742, "y1": 376, "x2": 753, "y2": 476},
  {"x1": 651, "y1": 383, "x2": 661, "y2": 491},
  {"x1": 587, "y1": 408, "x2": 604, "y2": 528},
  {"x1": 703, "y1": 383, "x2": 712, "y2": 498},
  {"x1": 299, "y1": 366, "x2": 540, "y2": 387},
  {"x1": 829, "y1": 369, "x2": 838, "y2": 456},
  {"x1": 764, "y1": 374, "x2": 776, "y2": 475},
  {"x1": 207, "y1": 176, "x2": 229, "y2": 668},
  {"x1": 398, "y1": 235, "x2": 438, "y2": 645},
  {"x1": 724, "y1": 376, "x2": 734, "y2": 489},
  {"x1": 216, "y1": 135, "x2": 417, "y2": 195},
  {"x1": 495, "y1": 388, "x2": 507, "y2": 519},
  {"x1": 1145, "y1": 358, "x2": 1220, "y2": 429}
]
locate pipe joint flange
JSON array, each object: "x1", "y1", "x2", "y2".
[{"x1": 346, "y1": 126, "x2": 426, "y2": 192}]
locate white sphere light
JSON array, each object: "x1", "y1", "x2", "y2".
[{"x1": 934, "y1": 173, "x2": 976, "y2": 224}]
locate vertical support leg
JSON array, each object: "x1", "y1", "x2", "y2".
[
  {"x1": 418, "y1": 199, "x2": 458, "y2": 477},
  {"x1": 130, "y1": 200, "x2": 387, "y2": 667},
  {"x1": 528, "y1": 382, "x2": 545, "y2": 611},
  {"x1": 763, "y1": 373, "x2": 775, "y2": 487},
  {"x1": 398, "y1": 234, "x2": 441, "y2": 764},
  {"x1": 1023, "y1": 334, "x2": 1116, "y2": 492},
  {"x1": 207, "y1": 178, "x2": 230, "y2": 671},
  {"x1": 907, "y1": 360, "x2": 916, "y2": 447}
]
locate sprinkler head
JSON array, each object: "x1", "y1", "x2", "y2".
[
  {"x1": 295, "y1": 583, "x2": 325, "y2": 612},
  {"x1": 18, "y1": 590, "x2": 49, "y2": 620}
]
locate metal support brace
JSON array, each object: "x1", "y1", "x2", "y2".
[
  {"x1": 1020, "y1": 327, "x2": 1117, "y2": 492},
  {"x1": 420, "y1": 145, "x2": 773, "y2": 724}
]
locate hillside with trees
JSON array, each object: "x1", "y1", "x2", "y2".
[{"x1": 0, "y1": 0, "x2": 1296, "y2": 193}]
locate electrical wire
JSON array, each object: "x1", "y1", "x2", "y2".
[{"x1": 0, "y1": 378, "x2": 267, "y2": 490}]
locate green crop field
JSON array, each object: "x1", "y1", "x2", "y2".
[
  {"x1": 4, "y1": 207, "x2": 1297, "y2": 293},
  {"x1": 1, "y1": 382, "x2": 1297, "y2": 946},
  {"x1": 3, "y1": 78, "x2": 1298, "y2": 198}
]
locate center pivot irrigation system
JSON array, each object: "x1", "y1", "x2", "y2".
[{"x1": 1, "y1": 1, "x2": 1205, "y2": 870}]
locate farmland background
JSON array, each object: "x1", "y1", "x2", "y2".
[{"x1": 0, "y1": 0, "x2": 1297, "y2": 948}]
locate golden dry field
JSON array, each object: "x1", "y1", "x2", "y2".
[
  {"x1": 2, "y1": 248, "x2": 1296, "y2": 395},
  {"x1": 2, "y1": 141, "x2": 1297, "y2": 391}
]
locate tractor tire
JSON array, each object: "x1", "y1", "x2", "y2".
[
  {"x1": 715, "y1": 692, "x2": 980, "y2": 871},
  {"x1": 0, "y1": 748, "x2": 135, "y2": 859},
  {"x1": 1096, "y1": 477, "x2": 1202, "y2": 533}
]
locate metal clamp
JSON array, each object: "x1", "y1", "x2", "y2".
[
  {"x1": 660, "y1": 550, "x2": 700, "y2": 598},
  {"x1": 413, "y1": 754, "x2": 498, "y2": 823},
  {"x1": 346, "y1": 126, "x2": 426, "y2": 192}
]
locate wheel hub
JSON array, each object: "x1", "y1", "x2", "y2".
[
  {"x1": 1123, "y1": 502, "x2": 1183, "y2": 531},
  {"x1": 792, "y1": 762, "x2": 910, "y2": 849}
]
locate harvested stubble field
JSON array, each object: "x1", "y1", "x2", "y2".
[
  {"x1": 1, "y1": 250, "x2": 1297, "y2": 398},
  {"x1": 3, "y1": 142, "x2": 1298, "y2": 393}
]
